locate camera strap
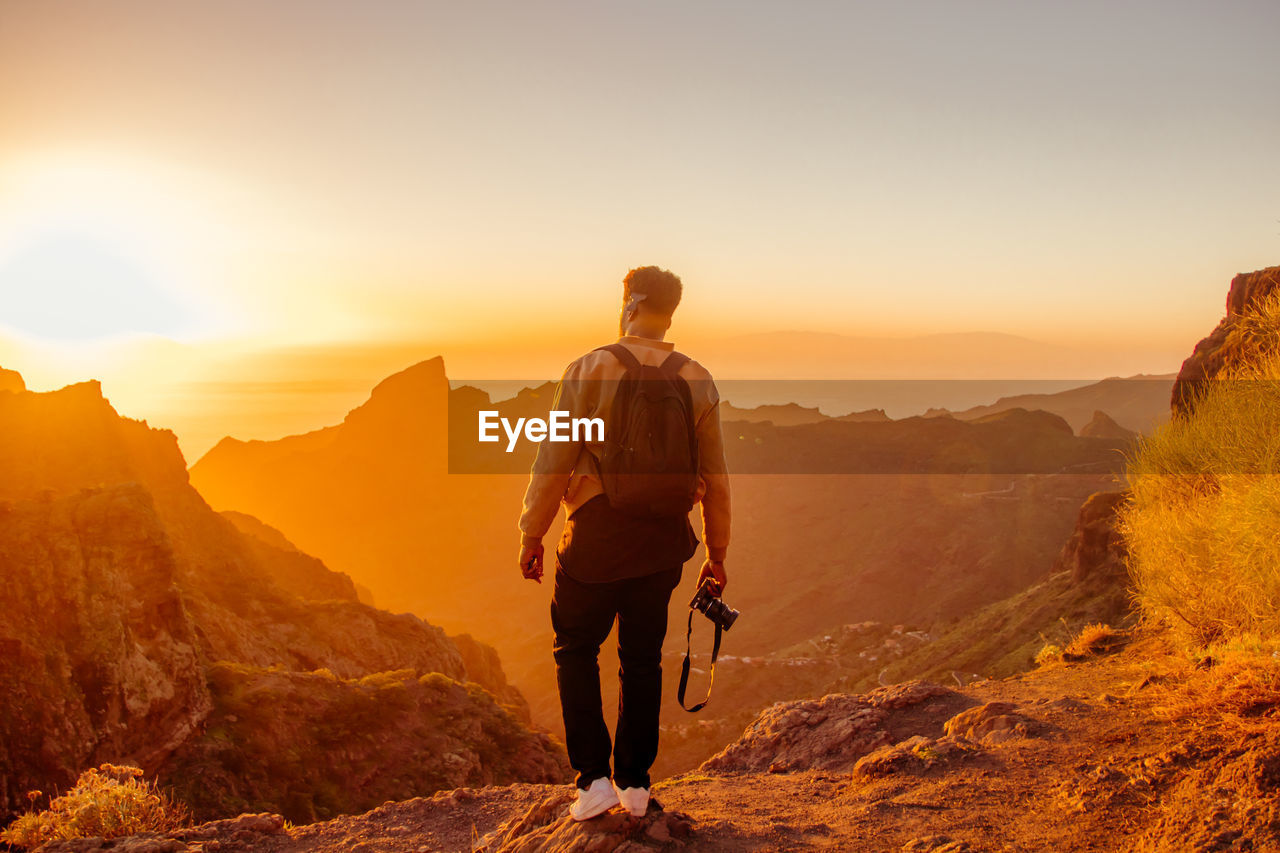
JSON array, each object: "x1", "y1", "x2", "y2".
[{"x1": 677, "y1": 608, "x2": 722, "y2": 713}]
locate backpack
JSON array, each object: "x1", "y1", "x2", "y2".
[{"x1": 594, "y1": 343, "x2": 699, "y2": 517}]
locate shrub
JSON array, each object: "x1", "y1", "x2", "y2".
[
  {"x1": 1034, "y1": 643, "x2": 1062, "y2": 667},
  {"x1": 0, "y1": 764, "x2": 189, "y2": 848},
  {"x1": 1122, "y1": 290, "x2": 1280, "y2": 646},
  {"x1": 1061, "y1": 623, "x2": 1125, "y2": 659}
]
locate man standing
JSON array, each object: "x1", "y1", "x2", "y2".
[{"x1": 518, "y1": 266, "x2": 731, "y2": 821}]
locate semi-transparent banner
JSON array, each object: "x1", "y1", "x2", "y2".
[{"x1": 446, "y1": 377, "x2": 1178, "y2": 475}]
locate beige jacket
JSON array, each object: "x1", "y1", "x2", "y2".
[{"x1": 518, "y1": 335, "x2": 730, "y2": 562}]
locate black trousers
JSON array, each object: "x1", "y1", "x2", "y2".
[{"x1": 551, "y1": 564, "x2": 682, "y2": 790}]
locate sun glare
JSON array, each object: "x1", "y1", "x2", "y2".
[{"x1": 0, "y1": 154, "x2": 232, "y2": 343}]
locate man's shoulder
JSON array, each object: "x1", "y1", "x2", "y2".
[
  {"x1": 676, "y1": 354, "x2": 715, "y2": 383},
  {"x1": 563, "y1": 346, "x2": 615, "y2": 375}
]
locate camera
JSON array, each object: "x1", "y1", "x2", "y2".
[{"x1": 690, "y1": 578, "x2": 740, "y2": 631}]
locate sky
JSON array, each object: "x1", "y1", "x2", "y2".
[{"x1": 1, "y1": 1, "x2": 1278, "y2": 453}]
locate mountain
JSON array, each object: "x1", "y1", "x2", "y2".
[
  {"x1": 938, "y1": 373, "x2": 1175, "y2": 434},
  {"x1": 719, "y1": 401, "x2": 889, "y2": 425},
  {"x1": 0, "y1": 373, "x2": 566, "y2": 823},
  {"x1": 1079, "y1": 410, "x2": 1139, "y2": 442},
  {"x1": 191, "y1": 357, "x2": 1131, "y2": 770}
]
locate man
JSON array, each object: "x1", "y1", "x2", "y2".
[{"x1": 518, "y1": 266, "x2": 731, "y2": 821}]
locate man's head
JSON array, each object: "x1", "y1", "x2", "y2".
[{"x1": 620, "y1": 266, "x2": 682, "y2": 337}]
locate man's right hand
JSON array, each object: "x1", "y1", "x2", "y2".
[
  {"x1": 519, "y1": 542, "x2": 545, "y2": 583},
  {"x1": 696, "y1": 559, "x2": 727, "y2": 597}
]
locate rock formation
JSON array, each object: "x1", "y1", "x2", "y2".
[
  {"x1": 1078, "y1": 410, "x2": 1138, "y2": 442},
  {"x1": 0, "y1": 366, "x2": 24, "y2": 393},
  {"x1": 1172, "y1": 265, "x2": 1280, "y2": 416},
  {"x1": 0, "y1": 372, "x2": 567, "y2": 823},
  {"x1": 700, "y1": 681, "x2": 960, "y2": 773},
  {"x1": 1051, "y1": 490, "x2": 1128, "y2": 584}
]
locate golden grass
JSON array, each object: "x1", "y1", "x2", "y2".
[
  {"x1": 1121, "y1": 290, "x2": 1280, "y2": 647},
  {"x1": 1036, "y1": 623, "x2": 1126, "y2": 666},
  {"x1": 1152, "y1": 640, "x2": 1280, "y2": 731},
  {"x1": 0, "y1": 764, "x2": 190, "y2": 848},
  {"x1": 1063, "y1": 623, "x2": 1126, "y2": 659},
  {"x1": 1033, "y1": 643, "x2": 1063, "y2": 667}
]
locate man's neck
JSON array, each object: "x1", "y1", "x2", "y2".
[{"x1": 621, "y1": 321, "x2": 667, "y2": 342}]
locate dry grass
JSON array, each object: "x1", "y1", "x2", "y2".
[
  {"x1": 1121, "y1": 290, "x2": 1280, "y2": 647},
  {"x1": 1152, "y1": 638, "x2": 1280, "y2": 732},
  {"x1": 1062, "y1": 623, "x2": 1126, "y2": 660},
  {"x1": 0, "y1": 764, "x2": 190, "y2": 848},
  {"x1": 1036, "y1": 623, "x2": 1126, "y2": 666},
  {"x1": 1033, "y1": 643, "x2": 1063, "y2": 667}
]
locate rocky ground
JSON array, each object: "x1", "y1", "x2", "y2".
[{"x1": 31, "y1": 635, "x2": 1280, "y2": 853}]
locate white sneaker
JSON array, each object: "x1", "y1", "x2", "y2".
[
  {"x1": 569, "y1": 777, "x2": 619, "y2": 821},
  {"x1": 613, "y1": 783, "x2": 650, "y2": 817}
]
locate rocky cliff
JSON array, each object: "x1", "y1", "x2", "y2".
[
  {"x1": 0, "y1": 373, "x2": 567, "y2": 823},
  {"x1": 1172, "y1": 265, "x2": 1280, "y2": 416}
]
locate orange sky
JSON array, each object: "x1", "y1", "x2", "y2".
[{"x1": 1, "y1": 1, "x2": 1277, "y2": 456}]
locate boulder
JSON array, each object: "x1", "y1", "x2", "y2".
[
  {"x1": 701, "y1": 682, "x2": 953, "y2": 773},
  {"x1": 942, "y1": 702, "x2": 1031, "y2": 745}
]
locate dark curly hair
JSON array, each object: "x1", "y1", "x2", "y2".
[{"x1": 622, "y1": 266, "x2": 683, "y2": 316}]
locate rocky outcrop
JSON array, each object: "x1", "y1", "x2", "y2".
[
  {"x1": 474, "y1": 789, "x2": 695, "y2": 853},
  {"x1": 1051, "y1": 491, "x2": 1128, "y2": 584},
  {"x1": 1172, "y1": 265, "x2": 1280, "y2": 416},
  {"x1": 0, "y1": 366, "x2": 24, "y2": 393},
  {"x1": 1079, "y1": 410, "x2": 1138, "y2": 442},
  {"x1": 0, "y1": 373, "x2": 566, "y2": 822},
  {"x1": 700, "y1": 681, "x2": 957, "y2": 773},
  {"x1": 164, "y1": 667, "x2": 568, "y2": 823},
  {"x1": 852, "y1": 733, "x2": 978, "y2": 779},
  {"x1": 0, "y1": 485, "x2": 210, "y2": 818},
  {"x1": 451, "y1": 632, "x2": 533, "y2": 722},
  {"x1": 941, "y1": 701, "x2": 1032, "y2": 744}
]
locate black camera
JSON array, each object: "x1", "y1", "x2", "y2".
[{"x1": 690, "y1": 578, "x2": 739, "y2": 631}]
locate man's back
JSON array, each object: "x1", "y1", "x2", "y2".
[{"x1": 518, "y1": 334, "x2": 729, "y2": 564}]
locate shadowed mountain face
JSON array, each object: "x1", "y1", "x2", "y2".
[
  {"x1": 0, "y1": 375, "x2": 566, "y2": 823},
  {"x1": 190, "y1": 359, "x2": 1129, "y2": 761}
]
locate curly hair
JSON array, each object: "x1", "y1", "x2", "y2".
[{"x1": 622, "y1": 266, "x2": 683, "y2": 316}]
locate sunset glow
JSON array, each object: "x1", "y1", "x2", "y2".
[{"x1": 0, "y1": 0, "x2": 1277, "y2": 453}]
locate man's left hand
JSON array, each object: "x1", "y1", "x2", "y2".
[
  {"x1": 519, "y1": 542, "x2": 545, "y2": 583},
  {"x1": 696, "y1": 559, "x2": 727, "y2": 597}
]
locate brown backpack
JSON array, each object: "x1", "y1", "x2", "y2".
[{"x1": 594, "y1": 343, "x2": 699, "y2": 517}]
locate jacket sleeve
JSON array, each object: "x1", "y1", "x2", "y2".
[
  {"x1": 517, "y1": 363, "x2": 583, "y2": 546},
  {"x1": 696, "y1": 387, "x2": 731, "y2": 562}
]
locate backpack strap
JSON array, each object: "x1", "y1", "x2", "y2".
[
  {"x1": 660, "y1": 351, "x2": 690, "y2": 376},
  {"x1": 595, "y1": 343, "x2": 642, "y2": 372}
]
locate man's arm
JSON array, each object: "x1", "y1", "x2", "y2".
[
  {"x1": 516, "y1": 363, "x2": 584, "y2": 581},
  {"x1": 694, "y1": 385, "x2": 731, "y2": 593}
]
